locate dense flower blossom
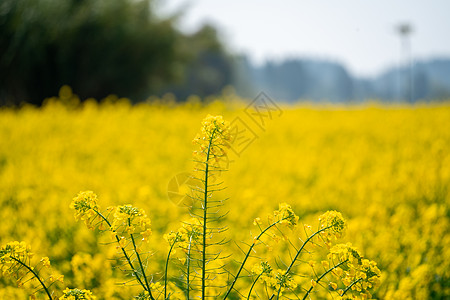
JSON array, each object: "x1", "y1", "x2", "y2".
[
  {"x1": 111, "y1": 204, "x2": 151, "y2": 233},
  {"x1": 0, "y1": 241, "x2": 63, "y2": 297},
  {"x1": 59, "y1": 288, "x2": 96, "y2": 300},
  {"x1": 319, "y1": 210, "x2": 347, "y2": 242},
  {"x1": 192, "y1": 114, "x2": 232, "y2": 168},
  {"x1": 0, "y1": 241, "x2": 33, "y2": 277},
  {"x1": 328, "y1": 243, "x2": 381, "y2": 299},
  {"x1": 70, "y1": 191, "x2": 100, "y2": 229},
  {"x1": 164, "y1": 218, "x2": 203, "y2": 249},
  {"x1": 273, "y1": 203, "x2": 299, "y2": 227},
  {"x1": 252, "y1": 261, "x2": 274, "y2": 284},
  {"x1": 251, "y1": 262, "x2": 298, "y2": 295}
]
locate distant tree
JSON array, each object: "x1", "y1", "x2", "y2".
[
  {"x1": 413, "y1": 70, "x2": 429, "y2": 101},
  {"x1": 162, "y1": 24, "x2": 234, "y2": 100},
  {"x1": 249, "y1": 59, "x2": 353, "y2": 102},
  {"x1": 231, "y1": 55, "x2": 257, "y2": 98},
  {"x1": 0, "y1": 0, "x2": 180, "y2": 105}
]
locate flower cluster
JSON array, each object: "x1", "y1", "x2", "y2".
[
  {"x1": 274, "y1": 269, "x2": 298, "y2": 293},
  {"x1": 0, "y1": 241, "x2": 34, "y2": 277},
  {"x1": 111, "y1": 204, "x2": 152, "y2": 236},
  {"x1": 70, "y1": 191, "x2": 100, "y2": 229},
  {"x1": 251, "y1": 262, "x2": 298, "y2": 295},
  {"x1": 70, "y1": 193, "x2": 153, "y2": 244},
  {"x1": 192, "y1": 114, "x2": 232, "y2": 167},
  {"x1": 328, "y1": 243, "x2": 382, "y2": 299},
  {"x1": 273, "y1": 203, "x2": 299, "y2": 227},
  {"x1": 59, "y1": 288, "x2": 96, "y2": 300},
  {"x1": 136, "y1": 290, "x2": 152, "y2": 300},
  {"x1": 251, "y1": 261, "x2": 273, "y2": 283},
  {"x1": 70, "y1": 192, "x2": 155, "y2": 298},
  {"x1": 318, "y1": 210, "x2": 347, "y2": 242},
  {"x1": 0, "y1": 241, "x2": 63, "y2": 298},
  {"x1": 164, "y1": 218, "x2": 203, "y2": 250}
]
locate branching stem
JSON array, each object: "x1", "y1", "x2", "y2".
[
  {"x1": 128, "y1": 218, "x2": 152, "y2": 295},
  {"x1": 342, "y1": 277, "x2": 363, "y2": 297},
  {"x1": 247, "y1": 273, "x2": 262, "y2": 300},
  {"x1": 271, "y1": 225, "x2": 332, "y2": 299},
  {"x1": 301, "y1": 259, "x2": 348, "y2": 300},
  {"x1": 94, "y1": 209, "x2": 155, "y2": 300},
  {"x1": 164, "y1": 240, "x2": 176, "y2": 299},
  {"x1": 10, "y1": 257, "x2": 53, "y2": 300},
  {"x1": 223, "y1": 217, "x2": 288, "y2": 300}
]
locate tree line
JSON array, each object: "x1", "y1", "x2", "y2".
[
  {"x1": 0, "y1": 0, "x2": 233, "y2": 105},
  {"x1": 1, "y1": 0, "x2": 449, "y2": 105}
]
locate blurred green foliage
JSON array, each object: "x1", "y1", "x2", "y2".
[
  {"x1": 165, "y1": 24, "x2": 234, "y2": 101},
  {"x1": 0, "y1": 0, "x2": 233, "y2": 105}
]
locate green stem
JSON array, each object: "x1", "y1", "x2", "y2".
[
  {"x1": 271, "y1": 226, "x2": 331, "y2": 299},
  {"x1": 247, "y1": 273, "x2": 262, "y2": 300},
  {"x1": 301, "y1": 260, "x2": 348, "y2": 300},
  {"x1": 201, "y1": 131, "x2": 215, "y2": 299},
  {"x1": 11, "y1": 257, "x2": 53, "y2": 300},
  {"x1": 186, "y1": 235, "x2": 193, "y2": 300},
  {"x1": 164, "y1": 240, "x2": 176, "y2": 299},
  {"x1": 341, "y1": 277, "x2": 363, "y2": 297},
  {"x1": 223, "y1": 218, "x2": 287, "y2": 300},
  {"x1": 276, "y1": 284, "x2": 283, "y2": 299},
  {"x1": 128, "y1": 219, "x2": 152, "y2": 295},
  {"x1": 94, "y1": 210, "x2": 155, "y2": 300},
  {"x1": 114, "y1": 235, "x2": 150, "y2": 294}
]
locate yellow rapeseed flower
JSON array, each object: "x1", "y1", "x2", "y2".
[{"x1": 59, "y1": 288, "x2": 96, "y2": 300}]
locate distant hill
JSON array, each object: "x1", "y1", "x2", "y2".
[{"x1": 233, "y1": 57, "x2": 450, "y2": 102}]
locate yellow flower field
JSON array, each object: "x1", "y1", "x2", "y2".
[{"x1": 0, "y1": 90, "x2": 449, "y2": 299}]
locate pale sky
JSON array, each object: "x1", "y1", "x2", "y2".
[{"x1": 158, "y1": 0, "x2": 450, "y2": 77}]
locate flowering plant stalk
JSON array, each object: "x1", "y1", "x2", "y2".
[
  {"x1": 223, "y1": 204, "x2": 300, "y2": 299},
  {"x1": 164, "y1": 115, "x2": 233, "y2": 298},
  {"x1": 70, "y1": 192, "x2": 155, "y2": 299},
  {"x1": 0, "y1": 241, "x2": 55, "y2": 299},
  {"x1": 268, "y1": 210, "x2": 348, "y2": 299},
  {"x1": 0, "y1": 241, "x2": 70, "y2": 299},
  {"x1": 191, "y1": 115, "x2": 232, "y2": 298}
]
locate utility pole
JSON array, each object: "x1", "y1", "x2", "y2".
[{"x1": 396, "y1": 23, "x2": 414, "y2": 102}]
